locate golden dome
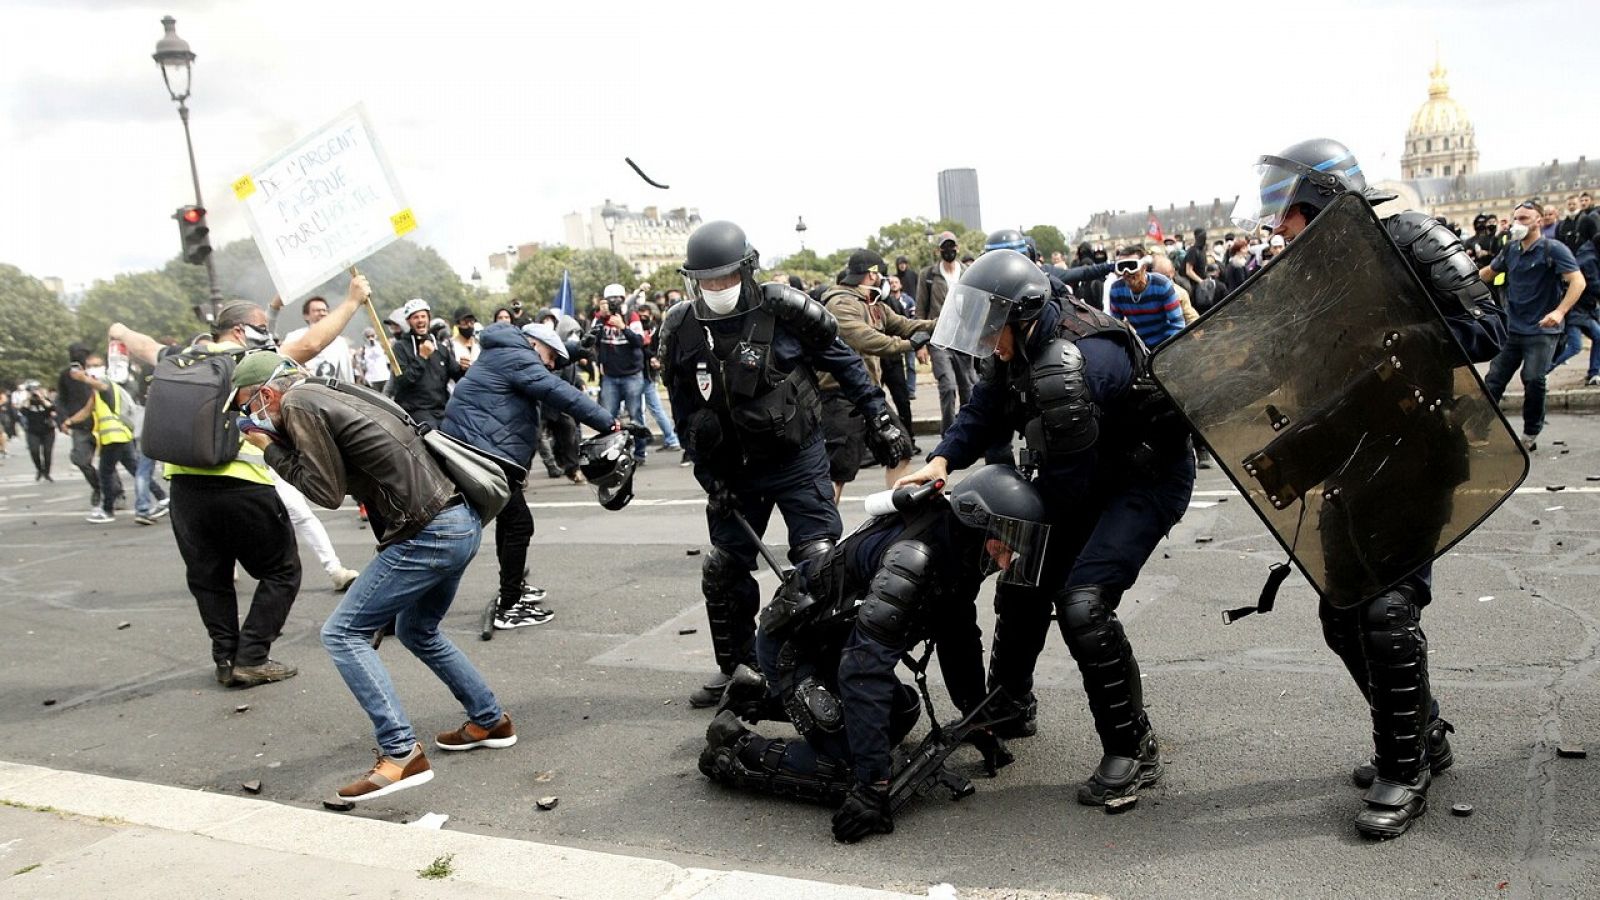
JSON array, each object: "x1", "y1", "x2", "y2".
[{"x1": 1407, "y1": 57, "x2": 1472, "y2": 137}]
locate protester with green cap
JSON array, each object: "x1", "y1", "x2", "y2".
[{"x1": 233, "y1": 349, "x2": 514, "y2": 804}]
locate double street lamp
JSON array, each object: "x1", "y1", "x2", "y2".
[{"x1": 152, "y1": 15, "x2": 223, "y2": 323}]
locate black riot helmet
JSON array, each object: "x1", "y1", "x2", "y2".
[
  {"x1": 578, "y1": 431, "x2": 638, "y2": 511},
  {"x1": 679, "y1": 220, "x2": 761, "y2": 320},
  {"x1": 984, "y1": 228, "x2": 1038, "y2": 262},
  {"x1": 946, "y1": 465, "x2": 1050, "y2": 586},
  {"x1": 929, "y1": 249, "x2": 1051, "y2": 359},
  {"x1": 1232, "y1": 138, "x2": 1369, "y2": 233}
]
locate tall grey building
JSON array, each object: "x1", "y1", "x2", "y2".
[{"x1": 937, "y1": 168, "x2": 981, "y2": 232}]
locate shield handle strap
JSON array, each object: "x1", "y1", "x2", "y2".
[{"x1": 1223, "y1": 562, "x2": 1292, "y2": 624}]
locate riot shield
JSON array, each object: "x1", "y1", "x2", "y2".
[{"x1": 1149, "y1": 193, "x2": 1527, "y2": 609}]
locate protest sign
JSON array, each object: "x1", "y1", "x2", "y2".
[{"x1": 233, "y1": 104, "x2": 414, "y2": 301}]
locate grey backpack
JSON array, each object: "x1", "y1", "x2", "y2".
[{"x1": 140, "y1": 348, "x2": 242, "y2": 467}]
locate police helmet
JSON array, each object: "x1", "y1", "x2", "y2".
[
  {"x1": 578, "y1": 431, "x2": 638, "y2": 511},
  {"x1": 984, "y1": 228, "x2": 1038, "y2": 261},
  {"x1": 679, "y1": 220, "x2": 761, "y2": 318},
  {"x1": 946, "y1": 465, "x2": 1050, "y2": 585},
  {"x1": 929, "y1": 249, "x2": 1052, "y2": 358},
  {"x1": 1232, "y1": 138, "x2": 1368, "y2": 233}
]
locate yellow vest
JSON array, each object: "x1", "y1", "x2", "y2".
[
  {"x1": 160, "y1": 339, "x2": 274, "y2": 486},
  {"x1": 91, "y1": 387, "x2": 134, "y2": 447}
]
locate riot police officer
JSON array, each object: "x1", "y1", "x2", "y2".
[
  {"x1": 659, "y1": 221, "x2": 912, "y2": 708},
  {"x1": 1228, "y1": 138, "x2": 1507, "y2": 838},
  {"x1": 699, "y1": 465, "x2": 1049, "y2": 842},
  {"x1": 897, "y1": 249, "x2": 1196, "y2": 807}
]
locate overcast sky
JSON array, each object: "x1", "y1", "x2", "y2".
[{"x1": 4, "y1": 0, "x2": 1596, "y2": 291}]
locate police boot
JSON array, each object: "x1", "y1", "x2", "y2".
[
  {"x1": 698, "y1": 711, "x2": 849, "y2": 805},
  {"x1": 989, "y1": 691, "x2": 1038, "y2": 740},
  {"x1": 689, "y1": 671, "x2": 732, "y2": 709},
  {"x1": 1355, "y1": 770, "x2": 1430, "y2": 839},
  {"x1": 1353, "y1": 718, "x2": 1455, "y2": 789},
  {"x1": 1077, "y1": 727, "x2": 1163, "y2": 807},
  {"x1": 716, "y1": 664, "x2": 788, "y2": 724}
]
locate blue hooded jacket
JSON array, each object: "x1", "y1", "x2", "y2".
[{"x1": 443, "y1": 323, "x2": 615, "y2": 468}]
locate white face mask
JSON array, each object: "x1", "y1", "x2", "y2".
[
  {"x1": 701, "y1": 284, "x2": 742, "y2": 314},
  {"x1": 1509, "y1": 222, "x2": 1531, "y2": 241},
  {"x1": 85, "y1": 366, "x2": 107, "y2": 381}
]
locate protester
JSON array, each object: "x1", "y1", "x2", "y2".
[
  {"x1": 58, "y1": 343, "x2": 113, "y2": 511},
  {"x1": 450, "y1": 307, "x2": 481, "y2": 369},
  {"x1": 1549, "y1": 232, "x2": 1600, "y2": 385},
  {"x1": 59, "y1": 353, "x2": 162, "y2": 526},
  {"x1": 1108, "y1": 247, "x2": 1186, "y2": 348},
  {"x1": 390, "y1": 298, "x2": 462, "y2": 428},
  {"x1": 19, "y1": 382, "x2": 55, "y2": 481},
  {"x1": 917, "y1": 231, "x2": 975, "y2": 434},
  {"x1": 589, "y1": 283, "x2": 650, "y2": 462},
  {"x1": 231, "y1": 351, "x2": 514, "y2": 803},
  {"x1": 633, "y1": 303, "x2": 681, "y2": 454}
]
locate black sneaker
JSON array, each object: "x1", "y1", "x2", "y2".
[
  {"x1": 689, "y1": 671, "x2": 732, "y2": 709},
  {"x1": 214, "y1": 662, "x2": 233, "y2": 685},
  {"x1": 494, "y1": 599, "x2": 554, "y2": 630}
]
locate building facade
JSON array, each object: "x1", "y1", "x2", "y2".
[
  {"x1": 561, "y1": 202, "x2": 701, "y2": 278},
  {"x1": 937, "y1": 169, "x2": 982, "y2": 232}
]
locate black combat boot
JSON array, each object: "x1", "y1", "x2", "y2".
[{"x1": 1077, "y1": 728, "x2": 1163, "y2": 806}]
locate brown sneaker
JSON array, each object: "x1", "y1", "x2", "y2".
[
  {"x1": 435, "y1": 713, "x2": 517, "y2": 751},
  {"x1": 335, "y1": 744, "x2": 434, "y2": 802},
  {"x1": 229, "y1": 659, "x2": 298, "y2": 688}
]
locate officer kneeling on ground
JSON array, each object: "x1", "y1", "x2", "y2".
[
  {"x1": 658, "y1": 220, "x2": 913, "y2": 708},
  {"x1": 699, "y1": 465, "x2": 1049, "y2": 843}
]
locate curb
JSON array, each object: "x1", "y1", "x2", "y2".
[
  {"x1": 0, "y1": 760, "x2": 918, "y2": 899},
  {"x1": 1498, "y1": 387, "x2": 1600, "y2": 415}
]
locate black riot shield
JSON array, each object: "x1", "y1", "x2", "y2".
[{"x1": 1149, "y1": 193, "x2": 1527, "y2": 609}]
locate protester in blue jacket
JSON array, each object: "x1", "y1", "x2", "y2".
[{"x1": 444, "y1": 322, "x2": 617, "y2": 629}]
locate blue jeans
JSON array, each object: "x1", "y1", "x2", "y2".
[
  {"x1": 600, "y1": 372, "x2": 648, "y2": 458},
  {"x1": 1550, "y1": 312, "x2": 1600, "y2": 379},
  {"x1": 1485, "y1": 333, "x2": 1559, "y2": 437},
  {"x1": 640, "y1": 379, "x2": 679, "y2": 449},
  {"x1": 320, "y1": 503, "x2": 502, "y2": 756},
  {"x1": 136, "y1": 447, "x2": 166, "y2": 506},
  {"x1": 98, "y1": 442, "x2": 151, "y2": 516},
  {"x1": 903, "y1": 351, "x2": 918, "y2": 398}
]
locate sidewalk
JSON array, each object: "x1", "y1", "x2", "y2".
[{"x1": 0, "y1": 760, "x2": 922, "y2": 900}]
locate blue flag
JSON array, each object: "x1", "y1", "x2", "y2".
[{"x1": 554, "y1": 269, "x2": 575, "y2": 318}]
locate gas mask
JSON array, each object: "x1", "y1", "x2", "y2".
[
  {"x1": 701, "y1": 283, "x2": 743, "y2": 315},
  {"x1": 240, "y1": 324, "x2": 277, "y2": 350}
]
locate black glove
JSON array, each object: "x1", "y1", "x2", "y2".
[
  {"x1": 832, "y1": 782, "x2": 893, "y2": 843},
  {"x1": 863, "y1": 411, "x2": 913, "y2": 467},
  {"x1": 907, "y1": 331, "x2": 932, "y2": 350},
  {"x1": 706, "y1": 482, "x2": 739, "y2": 519},
  {"x1": 624, "y1": 422, "x2": 653, "y2": 442}
]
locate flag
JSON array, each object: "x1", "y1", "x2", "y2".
[
  {"x1": 1145, "y1": 215, "x2": 1164, "y2": 244},
  {"x1": 554, "y1": 269, "x2": 575, "y2": 318}
]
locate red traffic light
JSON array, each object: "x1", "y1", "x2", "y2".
[{"x1": 181, "y1": 207, "x2": 205, "y2": 224}]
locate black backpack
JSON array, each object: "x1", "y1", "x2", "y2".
[{"x1": 140, "y1": 347, "x2": 243, "y2": 467}]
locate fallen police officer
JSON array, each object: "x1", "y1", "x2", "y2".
[{"x1": 697, "y1": 465, "x2": 1049, "y2": 842}]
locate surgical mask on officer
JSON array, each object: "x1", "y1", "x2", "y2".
[{"x1": 701, "y1": 282, "x2": 743, "y2": 314}]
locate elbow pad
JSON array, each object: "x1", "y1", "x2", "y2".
[
  {"x1": 1385, "y1": 211, "x2": 1495, "y2": 320},
  {"x1": 762, "y1": 283, "x2": 838, "y2": 349}
]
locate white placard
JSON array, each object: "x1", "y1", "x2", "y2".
[{"x1": 233, "y1": 103, "x2": 414, "y2": 301}]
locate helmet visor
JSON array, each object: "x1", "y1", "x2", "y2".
[
  {"x1": 931, "y1": 283, "x2": 1013, "y2": 358},
  {"x1": 982, "y1": 515, "x2": 1051, "y2": 586},
  {"x1": 1230, "y1": 159, "x2": 1300, "y2": 234}
]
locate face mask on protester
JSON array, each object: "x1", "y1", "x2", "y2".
[
  {"x1": 85, "y1": 366, "x2": 107, "y2": 381},
  {"x1": 240, "y1": 324, "x2": 277, "y2": 350},
  {"x1": 701, "y1": 283, "x2": 742, "y2": 314},
  {"x1": 940, "y1": 247, "x2": 958, "y2": 263},
  {"x1": 1508, "y1": 222, "x2": 1531, "y2": 241},
  {"x1": 458, "y1": 324, "x2": 475, "y2": 339}
]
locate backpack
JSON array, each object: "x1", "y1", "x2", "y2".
[{"x1": 140, "y1": 347, "x2": 243, "y2": 467}]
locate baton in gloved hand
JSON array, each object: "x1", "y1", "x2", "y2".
[{"x1": 728, "y1": 508, "x2": 790, "y2": 580}]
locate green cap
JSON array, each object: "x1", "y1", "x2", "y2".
[{"x1": 231, "y1": 351, "x2": 299, "y2": 390}]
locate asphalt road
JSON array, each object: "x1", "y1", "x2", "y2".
[{"x1": 1, "y1": 417, "x2": 1597, "y2": 899}]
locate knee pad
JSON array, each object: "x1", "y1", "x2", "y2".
[
  {"x1": 1361, "y1": 585, "x2": 1421, "y2": 633},
  {"x1": 787, "y1": 538, "x2": 834, "y2": 567},
  {"x1": 702, "y1": 546, "x2": 748, "y2": 603},
  {"x1": 1059, "y1": 585, "x2": 1113, "y2": 636}
]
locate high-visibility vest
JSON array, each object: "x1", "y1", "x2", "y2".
[{"x1": 91, "y1": 387, "x2": 134, "y2": 447}]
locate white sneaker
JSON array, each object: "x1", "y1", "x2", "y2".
[
  {"x1": 1586, "y1": 375, "x2": 1600, "y2": 386},
  {"x1": 85, "y1": 510, "x2": 114, "y2": 524},
  {"x1": 330, "y1": 567, "x2": 361, "y2": 592},
  {"x1": 494, "y1": 599, "x2": 554, "y2": 630}
]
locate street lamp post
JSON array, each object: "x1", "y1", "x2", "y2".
[
  {"x1": 924, "y1": 224, "x2": 935, "y2": 245},
  {"x1": 153, "y1": 15, "x2": 222, "y2": 324},
  {"x1": 795, "y1": 215, "x2": 807, "y2": 252},
  {"x1": 601, "y1": 202, "x2": 622, "y2": 256}
]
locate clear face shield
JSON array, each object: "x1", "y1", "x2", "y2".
[
  {"x1": 681, "y1": 265, "x2": 754, "y2": 320},
  {"x1": 978, "y1": 514, "x2": 1050, "y2": 586},
  {"x1": 1230, "y1": 158, "x2": 1302, "y2": 234},
  {"x1": 931, "y1": 283, "x2": 1013, "y2": 358}
]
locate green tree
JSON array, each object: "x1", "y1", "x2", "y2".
[
  {"x1": 1025, "y1": 224, "x2": 1068, "y2": 261},
  {"x1": 0, "y1": 264, "x2": 79, "y2": 385},
  {"x1": 78, "y1": 270, "x2": 201, "y2": 347},
  {"x1": 508, "y1": 247, "x2": 634, "y2": 317}
]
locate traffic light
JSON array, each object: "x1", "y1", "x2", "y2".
[{"x1": 174, "y1": 205, "x2": 212, "y2": 265}]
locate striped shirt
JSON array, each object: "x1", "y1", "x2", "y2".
[{"x1": 1108, "y1": 272, "x2": 1185, "y2": 348}]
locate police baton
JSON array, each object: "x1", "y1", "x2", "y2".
[{"x1": 727, "y1": 508, "x2": 791, "y2": 580}]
